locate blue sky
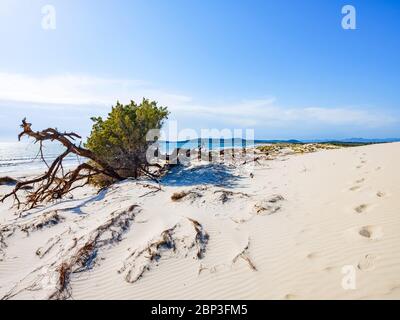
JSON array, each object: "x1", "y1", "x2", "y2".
[{"x1": 0, "y1": 0, "x2": 399, "y2": 141}]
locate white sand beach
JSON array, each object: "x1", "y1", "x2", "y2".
[{"x1": 1, "y1": 142, "x2": 400, "y2": 300}]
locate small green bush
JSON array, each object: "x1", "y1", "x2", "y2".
[{"x1": 85, "y1": 98, "x2": 169, "y2": 185}]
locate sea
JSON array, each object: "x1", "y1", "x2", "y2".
[
  {"x1": 2, "y1": 137, "x2": 397, "y2": 174},
  {"x1": 0, "y1": 139, "x2": 256, "y2": 174},
  {"x1": 0, "y1": 141, "x2": 82, "y2": 174}
]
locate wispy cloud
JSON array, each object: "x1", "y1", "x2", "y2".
[
  {"x1": 0, "y1": 72, "x2": 396, "y2": 131},
  {"x1": 174, "y1": 99, "x2": 397, "y2": 128},
  {"x1": 0, "y1": 72, "x2": 192, "y2": 107}
]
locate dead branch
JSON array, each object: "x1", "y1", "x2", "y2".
[{"x1": 0, "y1": 119, "x2": 124, "y2": 209}]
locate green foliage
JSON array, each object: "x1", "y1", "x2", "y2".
[{"x1": 85, "y1": 98, "x2": 169, "y2": 181}]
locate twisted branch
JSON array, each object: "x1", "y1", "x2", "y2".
[{"x1": 1, "y1": 119, "x2": 124, "y2": 209}]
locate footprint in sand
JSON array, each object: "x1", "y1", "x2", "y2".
[
  {"x1": 349, "y1": 178, "x2": 366, "y2": 191},
  {"x1": 358, "y1": 225, "x2": 383, "y2": 240},
  {"x1": 323, "y1": 266, "x2": 335, "y2": 272},
  {"x1": 376, "y1": 191, "x2": 385, "y2": 198},
  {"x1": 357, "y1": 254, "x2": 378, "y2": 271},
  {"x1": 349, "y1": 185, "x2": 361, "y2": 191},
  {"x1": 354, "y1": 204, "x2": 368, "y2": 214},
  {"x1": 306, "y1": 252, "x2": 319, "y2": 260}
]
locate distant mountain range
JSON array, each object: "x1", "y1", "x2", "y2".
[
  {"x1": 299, "y1": 138, "x2": 400, "y2": 144},
  {"x1": 255, "y1": 138, "x2": 400, "y2": 144},
  {"x1": 160, "y1": 138, "x2": 400, "y2": 144}
]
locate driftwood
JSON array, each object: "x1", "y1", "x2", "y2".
[{"x1": 0, "y1": 119, "x2": 125, "y2": 209}]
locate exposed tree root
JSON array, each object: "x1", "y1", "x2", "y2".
[
  {"x1": 0, "y1": 204, "x2": 140, "y2": 300},
  {"x1": 49, "y1": 204, "x2": 139, "y2": 300},
  {"x1": 213, "y1": 190, "x2": 250, "y2": 204},
  {"x1": 138, "y1": 183, "x2": 163, "y2": 198},
  {"x1": 120, "y1": 218, "x2": 209, "y2": 284},
  {"x1": 241, "y1": 156, "x2": 262, "y2": 165},
  {"x1": 21, "y1": 211, "x2": 65, "y2": 235},
  {"x1": 1, "y1": 266, "x2": 50, "y2": 300},
  {"x1": 188, "y1": 218, "x2": 209, "y2": 259},
  {"x1": 171, "y1": 190, "x2": 203, "y2": 202},
  {"x1": 0, "y1": 210, "x2": 65, "y2": 252},
  {"x1": 171, "y1": 187, "x2": 251, "y2": 207},
  {"x1": 253, "y1": 195, "x2": 284, "y2": 215},
  {"x1": 233, "y1": 238, "x2": 257, "y2": 271},
  {"x1": 0, "y1": 232, "x2": 7, "y2": 260},
  {"x1": 0, "y1": 225, "x2": 17, "y2": 258},
  {"x1": 36, "y1": 236, "x2": 62, "y2": 259},
  {"x1": 119, "y1": 226, "x2": 177, "y2": 284},
  {"x1": 0, "y1": 119, "x2": 125, "y2": 209}
]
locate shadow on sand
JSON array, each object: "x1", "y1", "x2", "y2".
[
  {"x1": 19, "y1": 187, "x2": 111, "y2": 218},
  {"x1": 161, "y1": 163, "x2": 242, "y2": 187}
]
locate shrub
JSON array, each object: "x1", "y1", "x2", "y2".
[{"x1": 85, "y1": 98, "x2": 169, "y2": 184}]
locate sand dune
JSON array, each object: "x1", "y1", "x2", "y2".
[{"x1": 1, "y1": 142, "x2": 400, "y2": 300}]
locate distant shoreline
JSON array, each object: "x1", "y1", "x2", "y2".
[{"x1": 1, "y1": 139, "x2": 399, "y2": 174}]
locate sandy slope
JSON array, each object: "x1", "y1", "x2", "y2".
[{"x1": 0, "y1": 143, "x2": 400, "y2": 300}]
